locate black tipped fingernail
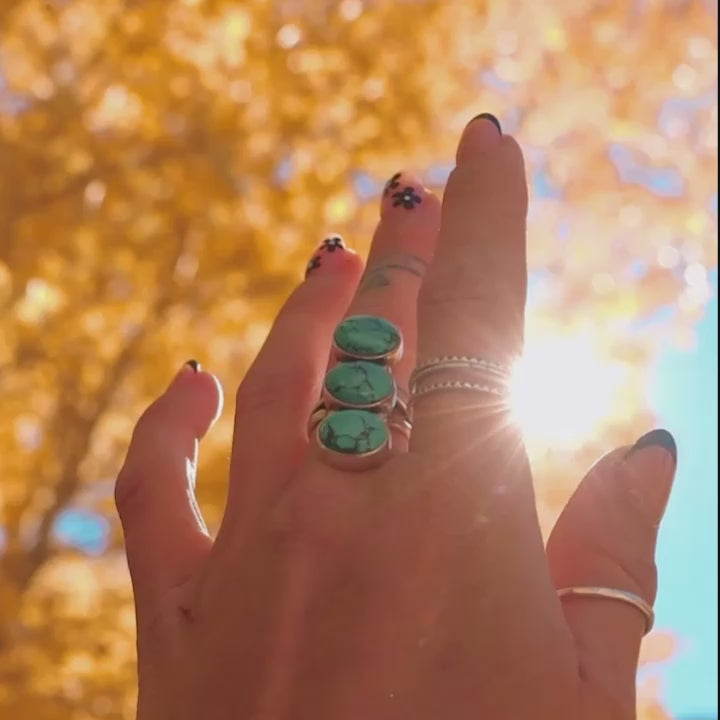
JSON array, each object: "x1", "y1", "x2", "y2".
[
  {"x1": 185, "y1": 359, "x2": 200, "y2": 372},
  {"x1": 304, "y1": 235, "x2": 348, "y2": 278},
  {"x1": 470, "y1": 112, "x2": 502, "y2": 134},
  {"x1": 383, "y1": 171, "x2": 402, "y2": 197},
  {"x1": 321, "y1": 234, "x2": 346, "y2": 251},
  {"x1": 625, "y1": 428, "x2": 677, "y2": 464}
]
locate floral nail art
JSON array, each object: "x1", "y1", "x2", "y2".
[
  {"x1": 321, "y1": 234, "x2": 345, "y2": 252},
  {"x1": 392, "y1": 186, "x2": 422, "y2": 210},
  {"x1": 383, "y1": 172, "x2": 402, "y2": 197},
  {"x1": 305, "y1": 235, "x2": 346, "y2": 278},
  {"x1": 305, "y1": 255, "x2": 322, "y2": 278}
]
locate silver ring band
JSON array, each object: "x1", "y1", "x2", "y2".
[
  {"x1": 410, "y1": 380, "x2": 509, "y2": 400},
  {"x1": 413, "y1": 355, "x2": 511, "y2": 376},
  {"x1": 557, "y1": 586, "x2": 655, "y2": 634},
  {"x1": 410, "y1": 355, "x2": 513, "y2": 395}
]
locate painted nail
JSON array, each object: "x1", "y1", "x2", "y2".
[
  {"x1": 304, "y1": 235, "x2": 348, "y2": 278},
  {"x1": 305, "y1": 255, "x2": 322, "y2": 278},
  {"x1": 320, "y1": 234, "x2": 346, "y2": 252},
  {"x1": 623, "y1": 428, "x2": 677, "y2": 522},
  {"x1": 383, "y1": 171, "x2": 402, "y2": 198},
  {"x1": 185, "y1": 359, "x2": 200, "y2": 372},
  {"x1": 470, "y1": 112, "x2": 502, "y2": 134},
  {"x1": 382, "y1": 171, "x2": 424, "y2": 212},
  {"x1": 625, "y1": 428, "x2": 677, "y2": 464},
  {"x1": 455, "y1": 115, "x2": 502, "y2": 165},
  {"x1": 391, "y1": 185, "x2": 423, "y2": 210}
]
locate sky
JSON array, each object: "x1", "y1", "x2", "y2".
[{"x1": 649, "y1": 269, "x2": 718, "y2": 719}]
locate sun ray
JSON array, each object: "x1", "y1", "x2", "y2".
[{"x1": 510, "y1": 331, "x2": 630, "y2": 451}]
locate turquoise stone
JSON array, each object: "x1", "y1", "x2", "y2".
[
  {"x1": 318, "y1": 409, "x2": 389, "y2": 454},
  {"x1": 334, "y1": 315, "x2": 401, "y2": 359},
  {"x1": 325, "y1": 361, "x2": 394, "y2": 407}
]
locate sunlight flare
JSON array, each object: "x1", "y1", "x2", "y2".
[{"x1": 510, "y1": 332, "x2": 629, "y2": 449}]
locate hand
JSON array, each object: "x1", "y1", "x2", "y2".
[{"x1": 116, "y1": 116, "x2": 677, "y2": 720}]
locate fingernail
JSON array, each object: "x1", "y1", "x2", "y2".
[
  {"x1": 623, "y1": 429, "x2": 677, "y2": 521},
  {"x1": 320, "y1": 234, "x2": 346, "y2": 252},
  {"x1": 469, "y1": 112, "x2": 502, "y2": 134},
  {"x1": 167, "y1": 359, "x2": 200, "y2": 391},
  {"x1": 456, "y1": 113, "x2": 502, "y2": 165},
  {"x1": 382, "y1": 171, "x2": 403, "y2": 198},
  {"x1": 304, "y1": 234, "x2": 349, "y2": 278},
  {"x1": 625, "y1": 429, "x2": 677, "y2": 464},
  {"x1": 381, "y1": 170, "x2": 425, "y2": 214}
]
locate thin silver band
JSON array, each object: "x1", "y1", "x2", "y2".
[
  {"x1": 410, "y1": 380, "x2": 508, "y2": 400},
  {"x1": 414, "y1": 355, "x2": 511, "y2": 375},
  {"x1": 557, "y1": 586, "x2": 655, "y2": 634}
]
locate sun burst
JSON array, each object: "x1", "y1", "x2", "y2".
[{"x1": 509, "y1": 331, "x2": 629, "y2": 450}]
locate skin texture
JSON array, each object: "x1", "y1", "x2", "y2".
[{"x1": 115, "y1": 118, "x2": 677, "y2": 720}]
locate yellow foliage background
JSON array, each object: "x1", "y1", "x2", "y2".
[{"x1": 0, "y1": 1, "x2": 716, "y2": 717}]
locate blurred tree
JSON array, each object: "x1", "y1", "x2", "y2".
[{"x1": 0, "y1": 0, "x2": 716, "y2": 717}]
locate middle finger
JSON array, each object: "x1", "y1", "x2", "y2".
[{"x1": 408, "y1": 117, "x2": 573, "y2": 672}]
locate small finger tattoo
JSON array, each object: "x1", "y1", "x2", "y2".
[{"x1": 359, "y1": 254, "x2": 428, "y2": 293}]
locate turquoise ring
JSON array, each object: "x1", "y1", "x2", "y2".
[
  {"x1": 331, "y1": 314, "x2": 403, "y2": 365},
  {"x1": 308, "y1": 397, "x2": 412, "y2": 439},
  {"x1": 313, "y1": 315, "x2": 408, "y2": 471}
]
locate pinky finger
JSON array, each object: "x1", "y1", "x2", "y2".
[{"x1": 115, "y1": 362, "x2": 222, "y2": 620}]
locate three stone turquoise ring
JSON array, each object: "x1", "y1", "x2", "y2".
[{"x1": 311, "y1": 315, "x2": 409, "y2": 471}]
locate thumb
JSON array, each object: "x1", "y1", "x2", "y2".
[
  {"x1": 546, "y1": 429, "x2": 677, "y2": 720},
  {"x1": 115, "y1": 361, "x2": 223, "y2": 620}
]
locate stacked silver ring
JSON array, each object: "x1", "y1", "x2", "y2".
[{"x1": 409, "y1": 355, "x2": 513, "y2": 401}]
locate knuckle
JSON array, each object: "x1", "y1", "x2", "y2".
[
  {"x1": 267, "y1": 469, "x2": 362, "y2": 556},
  {"x1": 419, "y1": 278, "x2": 493, "y2": 307},
  {"x1": 280, "y1": 277, "x2": 336, "y2": 320},
  {"x1": 419, "y1": 263, "x2": 525, "y2": 307},
  {"x1": 619, "y1": 480, "x2": 664, "y2": 531},
  {"x1": 132, "y1": 398, "x2": 167, "y2": 438},
  {"x1": 236, "y1": 352, "x2": 320, "y2": 419},
  {"x1": 114, "y1": 463, "x2": 145, "y2": 522},
  {"x1": 235, "y1": 299, "x2": 330, "y2": 420},
  {"x1": 560, "y1": 529, "x2": 658, "y2": 600},
  {"x1": 114, "y1": 400, "x2": 168, "y2": 519},
  {"x1": 417, "y1": 284, "x2": 523, "y2": 347}
]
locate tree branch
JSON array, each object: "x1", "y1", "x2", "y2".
[{"x1": 14, "y1": 223, "x2": 191, "y2": 592}]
